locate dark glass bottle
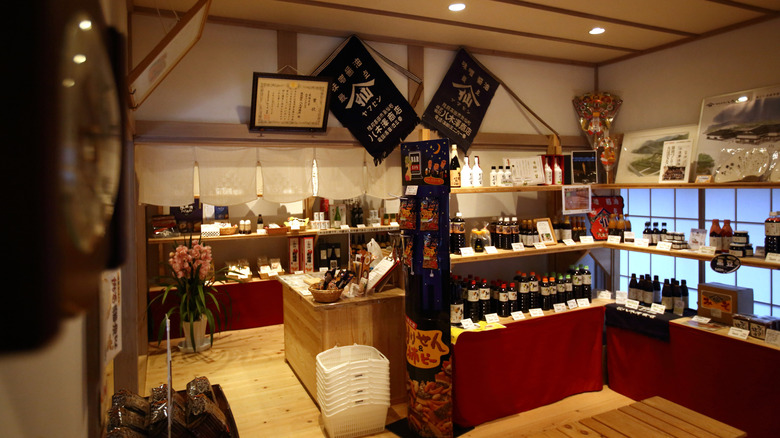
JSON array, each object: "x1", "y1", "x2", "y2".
[
  {"x1": 529, "y1": 273, "x2": 540, "y2": 309},
  {"x1": 581, "y1": 265, "x2": 592, "y2": 301},
  {"x1": 672, "y1": 279, "x2": 684, "y2": 315},
  {"x1": 498, "y1": 283, "x2": 510, "y2": 317},
  {"x1": 450, "y1": 212, "x2": 466, "y2": 254},
  {"x1": 508, "y1": 282, "x2": 518, "y2": 313},
  {"x1": 518, "y1": 273, "x2": 530, "y2": 312},
  {"x1": 652, "y1": 275, "x2": 662, "y2": 304},
  {"x1": 540, "y1": 277, "x2": 551, "y2": 310},
  {"x1": 642, "y1": 274, "x2": 654, "y2": 306},
  {"x1": 628, "y1": 273, "x2": 638, "y2": 302},
  {"x1": 642, "y1": 221, "x2": 652, "y2": 243},
  {"x1": 572, "y1": 264, "x2": 583, "y2": 299},
  {"x1": 478, "y1": 277, "x2": 491, "y2": 320},
  {"x1": 651, "y1": 222, "x2": 661, "y2": 245},
  {"x1": 680, "y1": 279, "x2": 689, "y2": 310},
  {"x1": 466, "y1": 280, "x2": 480, "y2": 321},
  {"x1": 564, "y1": 274, "x2": 573, "y2": 302},
  {"x1": 556, "y1": 275, "x2": 565, "y2": 304},
  {"x1": 661, "y1": 279, "x2": 673, "y2": 311},
  {"x1": 660, "y1": 222, "x2": 668, "y2": 242},
  {"x1": 450, "y1": 275, "x2": 464, "y2": 325},
  {"x1": 490, "y1": 280, "x2": 500, "y2": 314},
  {"x1": 450, "y1": 144, "x2": 461, "y2": 188}
]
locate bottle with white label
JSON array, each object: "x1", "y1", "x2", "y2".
[
  {"x1": 450, "y1": 275, "x2": 464, "y2": 324},
  {"x1": 450, "y1": 144, "x2": 461, "y2": 188},
  {"x1": 709, "y1": 219, "x2": 722, "y2": 252},
  {"x1": 502, "y1": 164, "x2": 512, "y2": 187},
  {"x1": 553, "y1": 158, "x2": 563, "y2": 185},
  {"x1": 628, "y1": 273, "x2": 638, "y2": 301},
  {"x1": 489, "y1": 166, "x2": 498, "y2": 186},
  {"x1": 472, "y1": 156, "x2": 483, "y2": 187},
  {"x1": 582, "y1": 265, "x2": 592, "y2": 302},
  {"x1": 661, "y1": 278, "x2": 673, "y2": 311},
  {"x1": 461, "y1": 155, "x2": 472, "y2": 188},
  {"x1": 544, "y1": 159, "x2": 553, "y2": 185}
]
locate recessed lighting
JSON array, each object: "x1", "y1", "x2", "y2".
[
  {"x1": 736, "y1": 96, "x2": 748, "y2": 103},
  {"x1": 79, "y1": 20, "x2": 92, "y2": 30},
  {"x1": 73, "y1": 54, "x2": 87, "y2": 64},
  {"x1": 449, "y1": 3, "x2": 466, "y2": 12},
  {"x1": 589, "y1": 27, "x2": 606, "y2": 35}
]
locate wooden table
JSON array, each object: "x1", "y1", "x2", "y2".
[
  {"x1": 534, "y1": 396, "x2": 746, "y2": 438},
  {"x1": 277, "y1": 275, "x2": 406, "y2": 405}
]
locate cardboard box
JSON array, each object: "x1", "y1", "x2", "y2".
[
  {"x1": 288, "y1": 237, "x2": 301, "y2": 273},
  {"x1": 697, "y1": 282, "x2": 753, "y2": 325},
  {"x1": 301, "y1": 236, "x2": 315, "y2": 273}
]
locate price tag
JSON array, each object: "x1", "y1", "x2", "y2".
[
  {"x1": 257, "y1": 229, "x2": 268, "y2": 235},
  {"x1": 484, "y1": 246, "x2": 498, "y2": 254},
  {"x1": 460, "y1": 318, "x2": 477, "y2": 330},
  {"x1": 268, "y1": 271, "x2": 278, "y2": 277},
  {"x1": 319, "y1": 267, "x2": 328, "y2": 273},
  {"x1": 290, "y1": 221, "x2": 301, "y2": 230},
  {"x1": 699, "y1": 246, "x2": 717, "y2": 255},
  {"x1": 650, "y1": 303, "x2": 667, "y2": 314},
  {"x1": 692, "y1": 315, "x2": 711, "y2": 324},
  {"x1": 727, "y1": 327, "x2": 750, "y2": 340},
  {"x1": 625, "y1": 299, "x2": 640, "y2": 309},
  {"x1": 553, "y1": 303, "x2": 567, "y2": 313},
  {"x1": 766, "y1": 253, "x2": 780, "y2": 263},
  {"x1": 579, "y1": 236, "x2": 594, "y2": 244},
  {"x1": 615, "y1": 291, "x2": 628, "y2": 305},
  {"x1": 635, "y1": 238, "x2": 650, "y2": 248},
  {"x1": 576, "y1": 298, "x2": 591, "y2": 308},
  {"x1": 607, "y1": 235, "x2": 621, "y2": 244},
  {"x1": 657, "y1": 241, "x2": 673, "y2": 251},
  {"x1": 598, "y1": 291, "x2": 612, "y2": 300},
  {"x1": 356, "y1": 224, "x2": 366, "y2": 228},
  {"x1": 340, "y1": 224, "x2": 350, "y2": 230},
  {"x1": 563, "y1": 239, "x2": 576, "y2": 246},
  {"x1": 533, "y1": 242, "x2": 547, "y2": 250},
  {"x1": 485, "y1": 313, "x2": 500, "y2": 323},
  {"x1": 623, "y1": 231, "x2": 635, "y2": 242},
  {"x1": 510, "y1": 311, "x2": 526, "y2": 320},
  {"x1": 405, "y1": 185, "x2": 418, "y2": 196},
  {"x1": 511, "y1": 242, "x2": 525, "y2": 251},
  {"x1": 765, "y1": 329, "x2": 780, "y2": 347},
  {"x1": 529, "y1": 308, "x2": 545, "y2": 317},
  {"x1": 294, "y1": 270, "x2": 304, "y2": 275},
  {"x1": 459, "y1": 247, "x2": 475, "y2": 257}
]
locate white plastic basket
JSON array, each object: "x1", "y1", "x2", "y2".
[
  {"x1": 316, "y1": 345, "x2": 388, "y2": 375},
  {"x1": 322, "y1": 402, "x2": 389, "y2": 438},
  {"x1": 318, "y1": 386, "x2": 390, "y2": 409}
]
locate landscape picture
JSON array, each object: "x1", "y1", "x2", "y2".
[{"x1": 615, "y1": 125, "x2": 699, "y2": 184}]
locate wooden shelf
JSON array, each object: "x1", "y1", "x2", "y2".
[
  {"x1": 147, "y1": 225, "x2": 399, "y2": 245},
  {"x1": 452, "y1": 185, "x2": 563, "y2": 194},
  {"x1": 450, "y1": 242, "x2": 602, "y2": 264},
  {"x1": 602, "y1": 242, "x2": 780, "y2": 269},
  {"x1": 451, "y1": 182, "x2": 779, "y2": 195}
]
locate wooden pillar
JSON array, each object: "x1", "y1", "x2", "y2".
[
  {"x1": 277, "y1": 30, "x2": 297, "y2": 74},
  {"x1": 407, "y1": 45, "x2": 424, "y2": 114}
]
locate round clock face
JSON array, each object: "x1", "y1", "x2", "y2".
[{"x1": 58, "y1": 13, "x2": 122, "y2": 253}]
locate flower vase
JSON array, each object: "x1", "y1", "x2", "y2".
[{"x1": 182, "y1": 316, "x2": 210, "y2": 353}]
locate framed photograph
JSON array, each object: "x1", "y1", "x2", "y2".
[
  {"x1": 128, "y1": 0, "x2": 212, "y2": 109},
  {"x1": 570, "y1": 151, "x2": 598, "y2": 184},
  {"x1": 249, "y1": 73, "x2": 331, "y2": 132},
  {"x1": 562, "y1": 185, "x2": 591, "y2": 215},
  {"x1": 658, "y1": 139, "x2": 693, "y2": 183},
  {"x1": 615, "y1": 125, "x2": 698, "y2": 184},
  {"x1": 534, "y1": 218, "x2": 557, "y2": 246}
]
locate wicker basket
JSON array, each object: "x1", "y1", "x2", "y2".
[
  {"x1": 219, "y1": 226, "x2": 238, "y2": 236},
  {"x1": 309, "y1": 286, "x2": 342, "y2": 303}
]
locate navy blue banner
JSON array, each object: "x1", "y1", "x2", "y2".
[
  {"x1": 317, "y1": 36, "x2": 420, "y2": 165},
  {"x1": 422, "y1": 49, "x2": 499, "y2": 152}
]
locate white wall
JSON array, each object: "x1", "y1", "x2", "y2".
[{"x1": 599, "y1": 17, "x2": 780, "y2": 133}]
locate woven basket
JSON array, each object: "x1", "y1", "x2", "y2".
[
  {"x1": 309, "y1": 286, "x2": 342, "y2": 303},
  {"x1": 219, "y1": 226, "x2": 238, "y2": 236}
]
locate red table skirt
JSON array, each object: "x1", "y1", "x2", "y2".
[
  {"x1": 607, "y1": 324, "x2": 780, "y2": 437},
  {"x1": 148, "y1": 280, "x2": 283, "y2": 340},
  {"x1": 452, "y1": 306, "x2": 605, "y2": 427}
]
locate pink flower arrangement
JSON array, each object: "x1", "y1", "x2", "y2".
[{"x1": 168, "y1": 241, "x2": 213, "y2": 280}]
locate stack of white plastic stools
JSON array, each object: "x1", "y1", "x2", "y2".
[{"x1": 316, "y1": 344, "x2": 390, "y2": 438}]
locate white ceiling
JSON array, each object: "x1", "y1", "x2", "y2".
[{"x1": 132, "y1": 0, "x2": 780, "y2": 66}]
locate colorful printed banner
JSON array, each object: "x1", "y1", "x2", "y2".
[
  {"x1": 422, "y1": 49, "x2": 499, "y2": 152},
  {"x1": 316, "y1": 36, "x2": 420, "y2": 165}
]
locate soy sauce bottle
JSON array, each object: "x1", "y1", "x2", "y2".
[
  {"x1": 508, "y1": 282, "x2": 518, "y2": 313},
  {"x1": 661, "y1": 279, "x2": 673, "y2": 311},
  {"x1": 628, "y1": 273, "x2": 639, "y2": 302},
  {"x1": 498, "y1": 283, "x2": 510, "y2": 317},
  {"x1": 540, "y1": 277, "x2": 552, "y2": 310},
  {"x1": 652, "y1": 275, "x2": 662, "y2": 304},
  {"x1": 556, "y1": 275, "x2": 566, "y2": 304},
  {"x1": 581, "y1": 265, "x2": 592, "y2": 302},
  {"x1": 528, "y1": 272, "x2": 540, "y2": 309},
  {"x1": 680, "y1": 279, "x2": 689, "y2": 310},
  {"x1": 564, "y1": 274, "x2": 573, "y2": 302},
  {"x1": 478, "y1": 278, "x2": 491, "y2": 320},
  {"x1": 572, "y1": 265, "x2": 583, "y2": 299},
  {"x1": 449, "y1": 275, "x2": 464, "y2": 325},
  {"x1": 466, "y1": 280, "x2": 480, "y2": 321},
  {"x1": 518, "y1": 273, "x2": 530, "y2": 312}
]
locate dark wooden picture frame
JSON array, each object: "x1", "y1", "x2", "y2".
[{"x1": 249, "y1": 73, "x2": 331, "y2": 132}]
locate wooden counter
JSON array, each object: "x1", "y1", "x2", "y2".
[{"x1": 277, "y1": 275, "x2": 406, "y2": 406}]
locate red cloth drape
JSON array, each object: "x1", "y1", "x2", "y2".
[{"x1": 452, "y1": 306, "x2": 605, "y2": 427}]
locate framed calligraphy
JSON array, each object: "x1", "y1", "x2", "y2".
[{"x1": 249, "y1": 73, "x2": 331, "y2": 132}]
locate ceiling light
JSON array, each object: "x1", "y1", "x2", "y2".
[
  {"x1": 589, "y1": 27, "x2": 605, "y2": 35},
  {"x1": 73, "y1": 54, "x2": 87, "y2": 64},
  {"x1": 79, "y1": 20, "x2": 92, "y2": 30},
  {"x1": 736, "y1": 96, "x2": 748, "y2": 103},
  {"x1": 449, "y1": 3, "x2": 466, "y2": 12}
]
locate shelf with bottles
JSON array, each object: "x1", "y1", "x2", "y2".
[
  {"x1": 451, "y1": 181, "x2": 780, "y2": 195},
  {"x1": 147, "y1": 225, "x2": 400, "y2": 245}
]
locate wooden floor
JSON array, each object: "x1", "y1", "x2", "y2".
[{"x1": 145, "y1": 324, "x2": 633, "y2": 437}]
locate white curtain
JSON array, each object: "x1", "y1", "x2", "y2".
[
  {"x1": 195, "y1": 147, "x2": 257, "y2": 206},
  {"x1": 315, "y1": 148, "x2": 366, "y2": 199},
  {"x1": 256, "y1": 146, "x2": 314, "y2": 203},
  {"x1": 135, "y1": 145, "x2": 195, "y2": 206},
  {"x1": 365, "y1": 147, "x2": 403, "y2": 199}
]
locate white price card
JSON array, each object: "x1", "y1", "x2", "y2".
[
  {"x1": 460, "y1": 247, "x2": 475, "y2": 257},
  {"x1": 268, "y1": 271, "x2": 278, "y2": 277},
  {"x1": 625, "y1": 299, "x2": 640, "y2": 309},
  {"x1": 340, "y1": 224, "x2": 350, "y2": 230},
  {"x1": 576, "y1": 298, "x2": 591, "y2": 308},
  {"x1": 510, "y1": 311, "x2": 526, "y2": 321},
  {"x1": 405, "y1": 185, "x2": 419, "y2": 196},
  {"x1": 567, "y1": 299, "x2": 579, "y2": 310},
  {"x1": 623, "y1": 231, "x2": 636, "y2": 242},
  {"x1": 319, "y1": 267, "x2": 328, "y2": 272},
  {"x1": 533, "y1": 242, "x2": 547, "y2": 250},
  {"x1": 484, "y1": 246, "x2": 498, "y2": 254},
  {"x1": 699, "y1": 246, "x2": 717, "y2": 255},
  {"x1": 607, "y1": 235, "x2": 621, "y2": 244},
  {"x1": 765, "y1": 329, "x2": 780, "y2": 347},
  {"x1": 657, "y1": 241, "x2": 673, "y2": 251},
  {"x1": 485, "y1": 313, "x2": 500, "y2": 323},
  {"x1": 290, "y1": 221, "x2": 301, "y2": 230},
  {"x1": 615, "y1": 291, "x2": 628, "y2": 305},
  {"x1": 257, "y1": 228, "x2": 268, "y2": 235},
  {"x1": 511, "y1": 242, "x2": 525, "y2": 251},
  {"x1": 766, "y1": 253, "x2": 780, "y2": 263},
  {"x1": 650, "y1": 303, "x2": 667, "y2": 314},
  {"x1": 553, "y1": 303, "x2": 567, "y2": 313},
  {"x1": 390, "y1": 221, "x2": 400, "y2": 227},
  {"x1": 294, "y1": 270, "x2": 304, "y2": 275},
  {"x1": 563, "y1": 239, "x2": 576, "y2": 246},
  {"x1": 635, "y1": 238, "x2": 650, "y2": 247},
  {"x1": 356, "y1": 224, "x2": 366, "y2": 228},
  {"x1": 579, "y1": 236, "x2": 595, "y2": 244},
  {"x1": 692, "y1": 315, "x2": 711, "y2": 324},
  {"x1": 529, "y1": 308, "x2": 545, "y2": 317},
  {"x1": 460, "y1": 318, "x2": 477, "y2": 330},
  {"x1": 727, "y1": 327, "x2": 750, "y2": 340},
  {"x1": 598, "y1": 291, "x2": 612, "y2": 300}
]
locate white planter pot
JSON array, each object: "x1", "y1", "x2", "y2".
[{"x1": 182, "y1": 316, "x2": 211, "y2": 353}]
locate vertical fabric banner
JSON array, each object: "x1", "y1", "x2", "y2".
[
  {"x1": 422, "y1": 49, "x2": 499, "y2": 153},
  {"x1": 317, "y1": 36, "x2": 420, "y2": 165}
]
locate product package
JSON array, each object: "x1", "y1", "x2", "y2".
[
  {"x1": 419, "y1": 198, "x2": 440, "y2": 231},
  {"x1": 422, "y1": 234, "x2": 439, "y2": 269},
  {"x1": 399, "y1": 197, "x2": 417, "y2": 230}
]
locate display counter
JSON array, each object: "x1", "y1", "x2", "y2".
[
  {"x1": 277, "y1": 274, "x2": 406, "y2": 405},
  {"x1": 606, "y1": 312, "x2": 780, "y2": 437},
  {"x1": 451, "y1": 299, "x2": 610, "y2": 427}
]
